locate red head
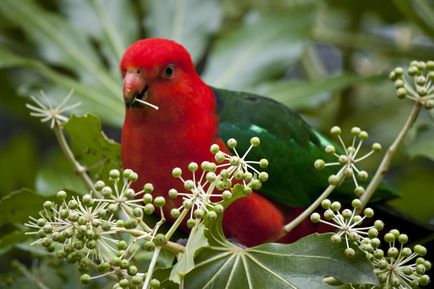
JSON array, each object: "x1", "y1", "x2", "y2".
[{"x1": 120, "y1": 38, "x2": 209, "y2": 114}]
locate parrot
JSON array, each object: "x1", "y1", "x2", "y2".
[{"x1": 120, "y1": 38, "x2": 392, "y2": 246}]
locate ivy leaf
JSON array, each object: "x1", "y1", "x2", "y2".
[
  {"x1": 63, "y1": 114, "x2": 121, "y2": 183},
  {"x1": 170, "y1": 223, "x2": 209, "y2": 283},
  {"x1": 183, "y1": 233, "x2": 377, "y2": 289}
]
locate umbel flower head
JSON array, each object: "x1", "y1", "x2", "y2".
[
  {"x1": 390, "y1": 60, "x2": 434, "y2": 110},
  {"x1": 311, "y1": 201, "x2": 431, "y2": 288},
  {"x1": 169, "y1": 137, "x2": 268, "y2": 227},
  {"x1": 314, "y1": 126, "x2": 382, "y2": 195},
  {"x1": 26, "y1": 90, "x2": 81, "y2": 128},
  {"x1": 311, "y1": 198, "x2": 381, "y2": 258}
]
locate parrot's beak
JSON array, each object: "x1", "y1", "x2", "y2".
[{"x1": 123, "y1": 71, "x2": 148, "y2": 108}]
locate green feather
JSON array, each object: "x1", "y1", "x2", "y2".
[{"x1": 213, "y1": 87, "x2": 397, "y2": 207}]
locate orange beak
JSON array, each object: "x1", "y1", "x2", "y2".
[{"x1": 123, "y1": 71, "x2": 147, "y2": 107}]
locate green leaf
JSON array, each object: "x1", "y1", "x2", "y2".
[
  {"x1": 63, "y1": 114, "x2": 121, "y2": 183},
  {"x1": 406, "y1": 123, "x2": 434, "y2": 161},
  {"x1": 256, "y1": 74, "x2": 383, "y2": 110},
  {"x1": 170, "y1": 223, "x2": 209, "y2": 283},
  {"x1": 0, "y1": 189, "x2": 53, "y2": 227},
  {"x1": 183, "y1": 233, "x2": 377, "y2": 289},
  {"x1": 202, "y1": 5, "x2": 314, "y2": 90},
  {"x1": 145, "y1": 0, "x2": 222, "y2": 62}
]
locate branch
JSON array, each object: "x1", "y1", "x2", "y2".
[
  {"x1": 53, "y1": 123, "x2": 99, "y2": 197},
  {"x1": 359, "y1": 102, "x2": 422, "y2": 209}
]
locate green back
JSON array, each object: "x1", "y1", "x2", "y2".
[{"x1": 213, "y1": 87, "x2": 395, "y2": 207}]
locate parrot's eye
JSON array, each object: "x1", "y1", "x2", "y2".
[{"x1": 163, "y1": 64, "x2": 175, "y2": 79}]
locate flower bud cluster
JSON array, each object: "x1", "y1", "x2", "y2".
[
  {"x1": 389, "y1": 61, "x2": 434, "y2": 109},
  {"x1": 310, "y1": 198, "x2": 379, "y2": 258},
  {"x1": 169, "y1": 137, "x2": 268, "y2": 227},
  {"x1": 314, "y1": 126, "x2": 381, "y2": 192},
  {"x1": 25, "y1": 169, "x2": 163, "y2": 288},
  {"x1": 369, "y1": 229, "x2": 431, "y2": 288},
  {"x1": 311, "y1": 201, "x2": 431, "y2": 288}
]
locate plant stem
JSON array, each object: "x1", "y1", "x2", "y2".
[
  {"x1": 13, "y1": 261, "x2": 51, "y2": 289},
  {"x1": 165, "y1": 208, "x2": 190, "y2": 241},
  {"x1": 53, "y1": 123, "x2": 99, "y2": 197},
  {"x1": 276, "y1": 171, "x2": 344, "y2": 240},
  {"x1": 142, "y1": 246, "x2": 162, "y2": 289},
  {"x1": 359, "y1": 102, "x2": 422, "y2": 209}
]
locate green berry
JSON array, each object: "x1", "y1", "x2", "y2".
[
  {"x1": 359, "y1": 131, "x2": 368, "y2": 140},
  {"x1": 325, "y1": 145, "x2": 335, "y2": 154},
  {"x1": 144, "y1": 241, "x2": 155, "y2": 251},
  {"x1": 95, "y1": 180, "x2": 105, "y2": 190},
  {"x1": 321, "y1": 199, "x2": 331, "y2": 209},
  {"x1": 374, "y1": 220, "x2": 384, "y2": 231},
  {"x1": 193, "y1": 209, "x2": 204, "y2": 219},
  {"x1": 368, "y1": 228, "x2": 378, "y2": 238},
  {"x1": 168, "y1": 189, "x2": 178, "y2": 198},
  {"x1": 227, "y1": 138, "x2": 237, "y2": 148},
  {"x1": 414, "y1": 244, "x2": 427, "y2": 256},
  {"x1": 170, "y1": 208, "x2": 180, "y2": 219},
  {"x1": 207, "y1": 211, "x2": 217, "y2": 220},
  {"x1": 80, "y1": 274, "x2": 91, "y2": 284},
  {"x1": 371, "y1": 143, "x2": 382, "y2": 152},
  {"x1": 144, "y1": 203, "x2": 155, "y2": 215},
  {"x1": 330, "y1": 126, "x2": 341, "y2": 136},
  {"x1": 384, "y1": 232, "x2": 395, "y2": 243},
  {"x1": 344, "y1": 248, "x2": 355, "y2": 258},
  {"x1": 214, "y1": 204, "x2": 224, "y2": 214},
  {"x1": 250, "y1": 137, "x2": 260, "y2": 147},
  {"x1": 314, "y1": 159, "x2": 325, "y2": 170},
  {"x1": 258, "y1": 172, "x2": 268, "y2": 182},
  {"x1": 143, "y1": 183, "x2": 154, "y2": 193},
  {"x1": 396, "y1": 87, "x2": 407, "y2": 99},
  {"x1": 215, "y1": 152, "x2": 225, "y2": 163},
  {"x1": 398, "y1": 234, "x2": 408, "y2": 244},
  {"x1": 259, "y1": 159, "x2": 268, "y2": 168},
  {"x1": 310, "y1": 213, "x2": 320, "y2": 223},
  {"x1": 328, "y1": 175, "x2": 340, "y2": 186},
  {"x1": 222, "y1": 190, "x2": 232, "y2": 200},
  {"x1": 154, "y1": 196, "x2": 166, "y2": 207},
  {"x1": 43, "y1": 201, "x2": 53, "y2": 210},
  {"x1": 330, "y1": 234, "x2": 341, "y2": 243},
  {"x1": 102, "y1": 186, "x2": 113, "y2": 197},
  {"x1": 109, "y1": 169, "x2": 120, "y2": 179},
  {"x1": 342, "y1": 209, "x2": 352, "y2": 219},
  {"x1": 183, "y1": 199, "x2": 193, "y2": 209},
  {"x1": 184, "y1": 180, "x2": 194, "y2": 190},
  {"x1": 387, "y1": 247, "x2": 399, "y2": 257},
  {"x1": 143, "y1": 193, "x2": 153, "y2": 204},
  {"x1": 119, "y1": 278, "x2": 129, "y2": 288},
  {"x1": 56, "y1": 190, "x2": 67, "y2": 200},
  {"x1": 419, "y1": 275, "x2": 430, "y2": 286},
  {"x1": 186, "y1": 218, "x2": 196, "y2": 228},
  {"x1": 133, "y1": 207, "x2": 143, "y2": 218},
  {"x1": 363, "y1": 208, "x2": 374, "y2": 218},
  {"x1": 154, "y1": 234, "x2": 167, "y2": 246},
  {"x1": 128, "y1": 265, "x2": 138, "y2": 276},
  {"x1": 128, "y1": 172, "x2": 138, "y2": 182},
  {"x1": 330, "y1": 201, "x2": 341, "y2": 211},
  {"x1": 172, "y1": 167, "x2": 182, "y2": 178},
  {"x1": 210, "y1": 144, "x2": 220, "y2": 154},
  {"x1": 351, "y1": 127, "x2": 361, "y2": 135},
  {"x1": 351, "y1": 199, "x2": 361, "y2": 209},
  {"x1": 324, "y1": 209, "x2": 334, "y2": 220},
  {"x1": 150, "y1": 279, "x2": 160, "y2": 288},
  {"x1": 188, "y1": 162, "x2": 198, "y2": 172}
]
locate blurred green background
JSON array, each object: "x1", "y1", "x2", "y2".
[{"x1": 0, "y1": 0, "x2": 433, "y2": 288}]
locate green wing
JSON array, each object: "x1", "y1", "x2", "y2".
[{"x1": 213, "y1": 87, "x2": 396, "y2": 207}]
